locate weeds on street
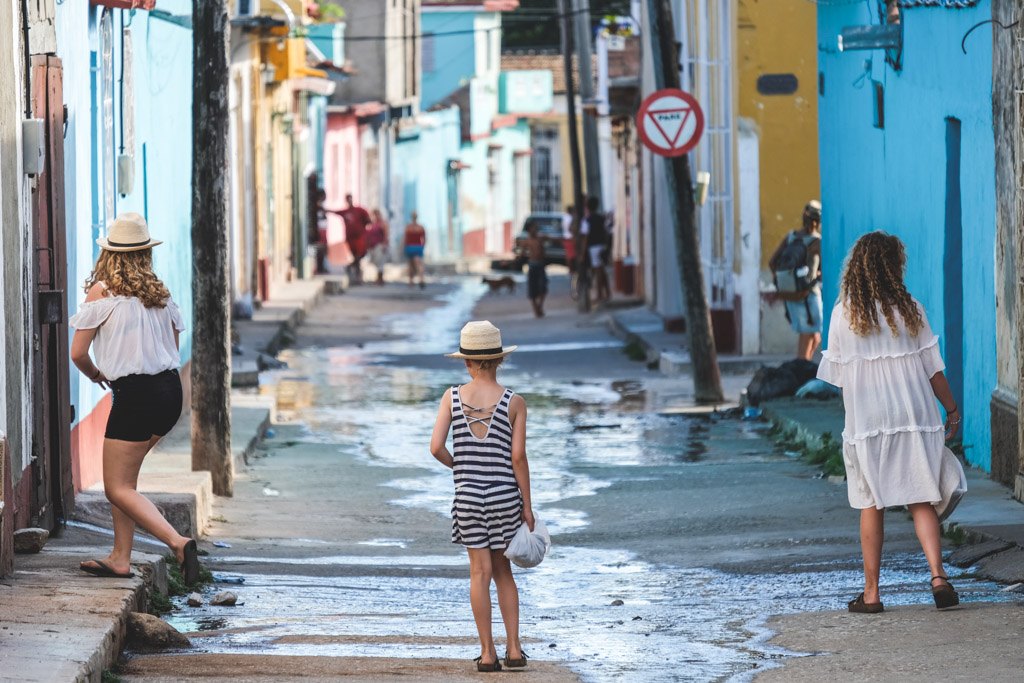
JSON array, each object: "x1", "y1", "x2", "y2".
[
  {"x1": 942, "y1": 522, "x2": 971, "y2": 547},
  {"x1": 622, "y1": 340, "x2": 646, "y2": 362}
]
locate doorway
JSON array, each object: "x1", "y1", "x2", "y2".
[
  {"x1": 944, "y1": 117, "x2": 964, "y2": 416},
  {"x1": 31, "y1": 55, "x2": 73, "y2": 531}
]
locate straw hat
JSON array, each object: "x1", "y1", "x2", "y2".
[
  {"x1": 445, "y1": 321, "x2": 518, "y2": 360},
  {"x1": 96, "y1": 212, "x2": 162, "y2": 252}
]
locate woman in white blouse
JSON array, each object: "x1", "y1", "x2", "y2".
[
  {"x1": 69, "y1": 213, "x2": 201, "y2": 585},
  {"x1": 818, "y1": 231, "x2": 966, "y2": 614}
]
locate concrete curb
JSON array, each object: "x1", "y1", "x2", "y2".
[
  {"x1": 608, "y1": 308, "x2": 793, "y2": 376},
  {"x1": 1, "y1": 545, "x2": 167, "y2": 682}
]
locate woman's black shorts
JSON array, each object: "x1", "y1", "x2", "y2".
[{"x1": 105, "y1": 369, "x2": 183, "y2": 442}]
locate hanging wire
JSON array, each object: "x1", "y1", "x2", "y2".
[{"x1": 961, "y1": 17, "x2": 1019, "y2": 54}]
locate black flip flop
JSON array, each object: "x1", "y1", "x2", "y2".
[
  {"x1": 80, "y1": 559, "x2": 134, "y2": 579},
  {"x1": 474, "y1": 656, "x2": 502, "y2": 673},
  {"x1": 181, "y1": 539, "x2": 201, "y2": 586}
]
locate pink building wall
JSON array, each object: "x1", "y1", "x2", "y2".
[{"x1": 324, "y1": 112, "x2": 363, "y2": 250}]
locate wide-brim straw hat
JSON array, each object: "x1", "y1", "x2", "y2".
[
  {"x1": 445, "y1": 320, "x2": 518, "y2": 360},
  {"x1": 96, "y1": 212, "x2": 162, "y2": 252}
]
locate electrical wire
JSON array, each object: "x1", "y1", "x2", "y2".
[{"x1": 961, "y1": 17, "x2": 1018, "y2": 54}]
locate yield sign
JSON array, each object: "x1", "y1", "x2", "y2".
[{"x1": 636, "y1": 89, "x2": 705, "y2": 157}]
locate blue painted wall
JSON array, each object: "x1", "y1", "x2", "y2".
[
  {"x1": 421, "y1": 11, "x2": 477, "y2": 110},
  {"x1": 57, "y1": 4, "x2": 194, "y2": 429},
  {"x1": 817, "y1": 2, "x2": 995, "y2": 470},
  {"x1": 391, "y1": 106, "x2": 463, "y2": 259}
]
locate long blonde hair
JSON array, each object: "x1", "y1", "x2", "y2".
[
  {"x1": 84, "y1": 249, "x2": 170, "y2": 308},
  {"x1": 839, "y1": 231, "x2": 922, "y2": 338}
]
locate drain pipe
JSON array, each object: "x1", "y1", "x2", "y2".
[{"x1": 20, "y1": 0, "x2": 31, "y2": 118}]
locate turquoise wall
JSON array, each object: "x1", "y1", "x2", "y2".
[
  {"x1": 391, "y1": 106, "x2": 463, "y2": 259},
  {"x1": 817, "y1": 2, "x2": 995, "y2": 470},
  {"x1": 57, "y1": 4, "x2": 194, "y2": 427},
  {"x1": 421, "y1": 11, "x2": 477, "y2": 110}
]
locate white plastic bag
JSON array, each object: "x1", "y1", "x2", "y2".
[{"x1": 504, "y1": 518, "x2": 551, "y2": 568}]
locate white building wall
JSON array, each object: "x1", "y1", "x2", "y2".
[{"x1": 639, "y1": 0, "x2": 684, "y2": 320}]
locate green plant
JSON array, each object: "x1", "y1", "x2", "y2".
[
  {"x1": 622, "y1": 340, "x2": 646, "y2": 362},
  {"x1": 319, "y1": 1, "x2": 346, "y2": 21},
  {"x1": 804, "y1": 432, "x2": 845, "y2": 477},
  {"x1": 102, "y1": 671, "x2": 123, "y2": 683},
  {"x1": 148, "y1": 591, "x2": 173, "y2": 616},
  {"x1": 942, "y1": 522, "x2": 969, "y2": 547}
]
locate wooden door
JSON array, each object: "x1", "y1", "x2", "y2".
[{"x1": 31, "y1": 54, "x2": 73, "y2": 531}]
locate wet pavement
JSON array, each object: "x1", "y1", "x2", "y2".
[{"x1": 130, "y1": 275, "x2": 1020, "y2": 682}]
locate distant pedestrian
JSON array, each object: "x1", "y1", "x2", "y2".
[
  {"x1": 769, "y1": 200, "x2": 823, "y2": 359},
  {"x1": 403, "y1": 212, "x2": 427, "y2": 289},
  {"x1": 313, "y1": 189, "x2": 329, "y2": 274},
  {"x1": 334, "y1": 194, "x2": 371, "y2": 285},
  {"x1": 583, "y1": 196, "x2": 611, "y2": 303},
  {"x1": 430, "y1": 321, "x2": 534, "y2": 672},
  {"x1": 817, "y1": 231, "x2": 966, "y2": 614},
  {"x1": 561, "y1": 204, "x2": 577, "y2": 274},
  {"x1": 68, "y1": 213, "x2": 202, "y2": 586},
  {"x1": 523, "y1": 220, "x2": 549, "y2": 318},
  {"x1": 366, "y1": 209, "x2": 389, "y2": 286}
]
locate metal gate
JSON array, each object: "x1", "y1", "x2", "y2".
[
  {"x1": 678, "y1": 0, "x2": 735, "y2": 311},
  {"x1": 31, "y1": 54, "x2": 73, "y2": 531}
]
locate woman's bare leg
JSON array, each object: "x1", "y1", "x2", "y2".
[
  {"x1": 467, "y1": 548, "x2": 497, "y2": 664},
  {"x1": 103, "y1": 438, "x2": 191, "y2": 562},
  {"x1": 908, "y1": 503, "x2": 947, "y2": 580},
  {"x1": 491, "y1": 550, "x2": 522, "y2": 660},
  {"x1": 860, "y1": 507, "x2": 884, "y2": 603}
]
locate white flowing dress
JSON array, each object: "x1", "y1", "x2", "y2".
[{"x1": 817, "y1": 301, "x2": 966, "y2": 514}]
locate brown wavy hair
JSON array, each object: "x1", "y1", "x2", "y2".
[
  {"x1": 840, "y1": 231, "x2": 922, "y2": 338},
  {"x1": 84, "y1": 249, "x2": 171, "y2": 308}
]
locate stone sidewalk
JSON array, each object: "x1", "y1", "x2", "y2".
[
  {"x1": 0, "y1": 527, "x2": 168, "y2": 683},
  {"x1": 0, "y1": 277, "x2": 330, "y2": 682}
]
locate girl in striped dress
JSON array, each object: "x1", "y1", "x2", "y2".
[{"x1": 430, "y1": 321, "x2": 535, "y2": 673}]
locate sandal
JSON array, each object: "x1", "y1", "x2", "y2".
[
  {"x1": 474, "y1": 656, "x2": 502, "y2": 673},
  {"x1": 181, "y1": 539, "x2": 201, "y2": 587},
  {"x1": 931, "y1": 576, "x2": 960, "y2": 609},
  {"x1": 504, "y1": 651, "x2": 528, "y2": 669},
  {"x1": 847, "y1": 592, "x2": 884, "y2": 614},
  {"x1": 80, "y1": 559, "x2": 133, "y2": 579}
]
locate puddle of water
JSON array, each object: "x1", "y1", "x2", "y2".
[
  {"x1": 167, "y1": 547, "x2": 1019, "y2": 682},
  {"x1": 226, "y1": 279, "x2": 1022, "y2": 682}
]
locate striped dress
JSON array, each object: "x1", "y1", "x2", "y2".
[{"x1": 450, "y1": 386, "x2": 523, "y2": 549}]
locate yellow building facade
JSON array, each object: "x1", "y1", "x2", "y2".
[{"x1": 736, "y1": 0, "x2": 821, "y2": 268}]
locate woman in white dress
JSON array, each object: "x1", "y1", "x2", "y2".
[{"x1": 817, "y1": 231, "x2": 965, "y2": 613}]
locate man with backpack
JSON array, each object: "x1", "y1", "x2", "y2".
[{"x1": 769, "y1": 200, "x2": 823, "y2": 360}]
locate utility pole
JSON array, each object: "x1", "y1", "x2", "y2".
[
  {"x1": 191, "y1": 0, "x2": 234, "y2": 496},
  {"x1": 559, "y1": 0, "x2": 590, "y2": 313},
  {"x1": 559, "y1": 0, "x2": 585, "y2": 214},
  {"x1": 647, "y1": 0, "x2": 724, "y2": 403},
  {"x1": 572, "y1": 0, "x2": 603, "y2": 209}
]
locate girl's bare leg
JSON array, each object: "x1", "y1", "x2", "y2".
[
  {"x1": 467, "y1": 548, "x2": 497, "y2": 664},
  {"x1": 491, "y1": 550, "x2": 522, "y2": 660},
  {"x1": 908, "y1": 503, "x2": 947, "y2": 580},
  {"x1": 860, "y1": 507, "x2": 884, "y2": 603},
  {"x1": 102, "y1": 437, "x2": 191, "y2": 563}
]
